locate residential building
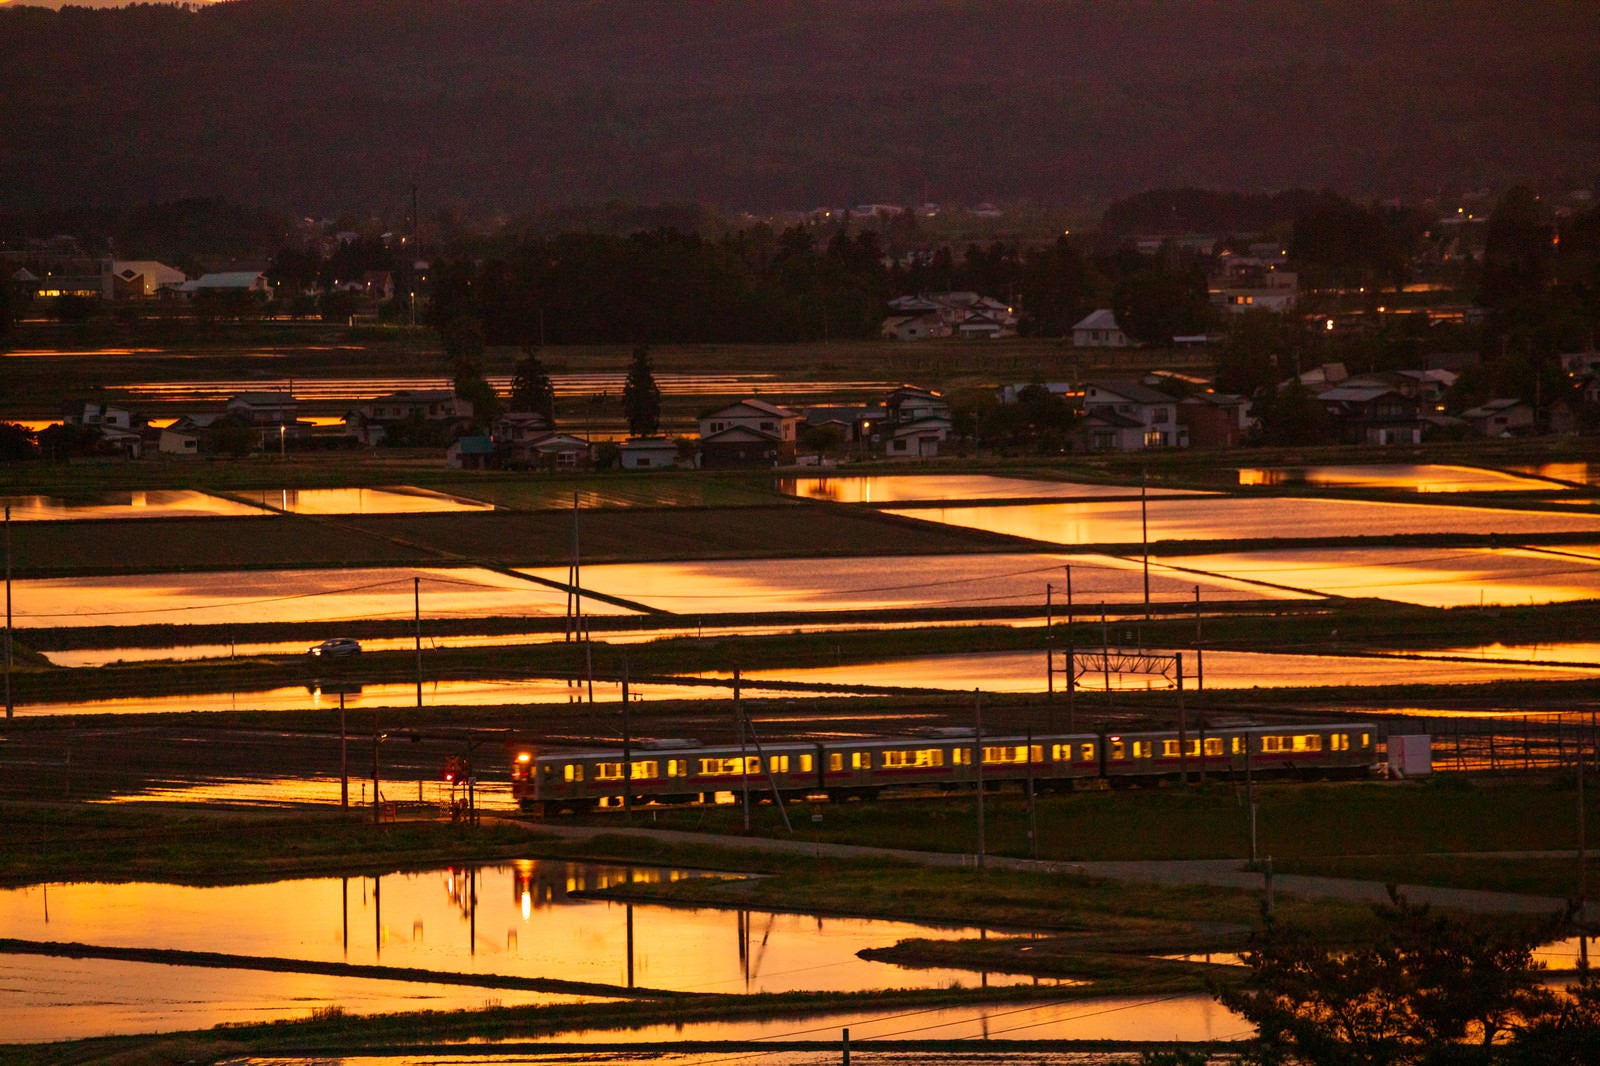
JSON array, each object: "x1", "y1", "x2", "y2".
[
  {"x1": 174, "y1": 272, "x2": 271, "y2": 298},
  {"x1": 619, "y1": 437, "x2": 682, "y2": 470},
  {"x1": 1179, "y1": 392, "x2": 1252, "y2": 449},
  {"x1": 226, "y1": 392, "x2": 313, "y2": 447},
  {"x1": 1071, "y1": 309, "x2": 1132, "y2": 348},
  {"x1": 883, "y1": 292, "x2": 1018, "y2": 340},
  {"x1": 346, "y1": 389, "x2": 472, "y2": 445},
  {"x1": 445, "y1": 435, "x2": 498, "y2": 469},
  {"x1": 103, "y1": 260, "x2": 186, "y2": 300},
  {"x1": 1317, "y1": 386, "x2": 1423, "y2": 445},
  {"x1": 1079, "y1": 381, "x2": 1187, "y2": 451},
  {"x1": 698, "y1": 398, "x2": 800, "y2": 468},
  {"x1": 1459, "y1": 398, "x2": 1535, "y2": 437},
  {"x1": 881, "y1": 386, "x2": 952, "y2": 459}
]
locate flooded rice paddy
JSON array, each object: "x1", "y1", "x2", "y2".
[
  {"x1": 0, "y1": 490, "x2": 270, "y2": 521},
  {"x1": 227, "y1": 486, "x2": 495, "y2": 514},
  {"x1": 780, "y1": 474, "x2": 1205, "y2": 503},
  {"x1": 1235, "y1": 464, "x2": 1562, "y2": 492},
  {"x1": 1160, "y1": 544, "x2": 1600, "y2": 608},
  {"x1": 888, "y1": 497, "x2": 1600, "y2": 545},
  {"x1": 0, "y1": 861, "x2": 1067, "y2": 1040},
  {"x1": 11, "y1": 566, "x2": 631, "y2": 628}
]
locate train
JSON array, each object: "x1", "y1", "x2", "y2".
[{"x1": 510, "y1": 720, "x2": 1378, "y2": 816}]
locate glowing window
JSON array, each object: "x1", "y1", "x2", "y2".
[
  {"x1": 1262, "y1": 736, "x2": 1285, "y2": 753},
  {"x1": 1331, "y1": 734, "x2": 1349, "y2": 752},
  {"x1": 828, "y1": 753, "x2": 843, "y2": 772},
  {"x1": 595, "y1": 762, "x2": 623, "y2": 781},
  {"x1": 770, "y1": 754, "x2": 790, "y2": 773},
  {"x1": 667, "y1": 759, "x2": 686, "y2": 777},
  {"x1": 1294, "y1": 734, "x2": 1323, "y2": 752},
  {"x1": 1109, "y1": 741, "x2": 1126, "y2": 760},
  {"x1": 1162, "y1": 739, "x2": 1180, "y2": 757},
  {"x1": 1232, "y1": 736, "x2": 1245, "y2": 755},
  {"x1": 799, "y1": 753, "x2": 814, "y2": 772},
  {"x1": 852, "y1": 751, "x2": 871, "y2": 770},
  {"x1": 1204, "y1": 738, "x2": 1223, "y2": 756},
  {"x1": 563, "y1": 764, "x2": 583, "y2": 783},
  {"x1": 630, "y1": 760, "x2": 658, "y2": 780},
  {"x1": 1081, "y1": 742, "x2": 1095, "y2": 762}
]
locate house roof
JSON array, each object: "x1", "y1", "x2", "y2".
[
  {"x1": 228, "y1": 392, "x2": 296, "y2": 406},
  {"x1": 619, "y1": 437, "x2": 677, "y2": 451},
  {"x1": 1081, "y1": 408, "x2": 1143, "y2": 429},
  {"x1": 702, "y1": 425, "x2": 781, "y2": 443},
  {"x1": 1317, "y1": 386, "x2": 1397, "y2": 403},
  {"x1": 703, "y1": 398, "x2": 799, "y2": 420},
  {"x1": 1085, "y1": 380, "x2": 1176, "y2": 405},
  {"x1": 1460, "y1": 398, "x2": 1529, "y2": 418},
  {"x1": 187, "y1": 271, "x2": 266, "y2": 289},
  {"x1": 371, "y1": 389, "x2": 456, "y2": 403},
  {"x1": 1072, "y1": 309, "x2": 1122, "y2": 332}
]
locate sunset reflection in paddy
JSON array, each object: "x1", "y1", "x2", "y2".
[
  {"x1": 226, "y1": 485, "x2": 494, "y2": 514},
  {"x1": 1236, "y1": 464, "x2": 1562, "y2": 492},
  {"x1": 1157, "y1": 545, "x2": 1600, "y2": 607},
  {"x1": 0, "y1": 862, "x2": 1061, "y2": 1040},
  {"x1": 0, "y1": 490, "x2": 269, "y2": 521},
  {"x1": 780, "y1": 474, "x2": 1205, "y2": 503},
  {"x1": 888, "y1": 497, "x2": 1600, "y2": 545},
  {"x1": 11, "y1": 566, "x2": 630, "y2": 628},
  {"x1": 521, "y1": 553, "x2": 1294, "y2": 615}
]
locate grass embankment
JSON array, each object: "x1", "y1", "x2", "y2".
[{"x1": 551, "y1": 775, "x2": 1600, "y2": 897}]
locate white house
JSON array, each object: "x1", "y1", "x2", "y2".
[
  {"x1": 103, "y1": 260, "x2": 186, "y2": 300},
  {"x1": 1079, "y1": 381, "x2": 1187, "y2": 451},
  {"x1": 619, "y1": 437, "x2": 682, "y2": 470},
  {"x1": 1071, "y1": 309, "x2": 1132, "y2": 348},
  {"x1": 698, "y1": 398, "x2": 801, "y2": 468},
  {"x1": 175, "y1": 272, "x2": 272, "y2": 298},
  {"x1": 158, "y1": 429, "x2": 201, "y2": 457}
]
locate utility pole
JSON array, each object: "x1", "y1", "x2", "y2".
[
  {"x1": 1065, "y1": 565, "x2": 1074, "y2": 731},
  {"x1": 339, "y1": 690, "x2": 348, "y2": 808},
  {"x1": 4, "y1": 504, "x2": 11, "y2": 720},
  {"x1": 737, "y1": 668, "x2": 750, "y2": 833},
  {"x1": 622, "y1": 653, "x2": 632, "y2": 826},
  {"x1": 372, "y1": 704, "x2": 381, "y2": 825},
  {"x1": 1194, "y1": 585, "x2": 1204, "y2": 692},
  {"x1": 974, "y1": 689, "x2": 985, "y2": 869},
  {"x1": 1176, "y1": 652, "x2": 1187, "y2": 788},
  {"x1": 414, "y1": 577, "x2": 422, "y2": 710},
  {"x1": 1141, "y1": 468, "x2": 1150, "y2": 621}
]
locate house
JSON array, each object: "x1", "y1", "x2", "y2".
[
  {"x1": 491, "y1": 411, "x2": 552, "y2": 445},
  {"x1": 103, "y1": 260, "x2": 186, "y2": 300},
  {"x1": 1179, "y1": 392, "x2": 1252, "y2": 449},
  {"x1": 881, "y1": 386, "x2": 952, "y2": 459},
  {"x1": 883, "y1": 292, "x2": 1018, "y2": 340},
  {"x1": 158, "y1": 429, "x2": 202, "y2": 457},
  {"x1": 619, "y1": 437, "x2": 681, "y2": 470},
  {"x1": 1071, "y1": 309, "x2": 1131, "y2": 348},
  {"x1": 511, "y1": 432, "x2": 592, "y2": 470},
  {"x1": 1078, "y1": 381, "x2": 1187, "y2": 451},
  {"x1": 64, "y1": 401, "x2": 145, "y2": 432},
  {"x1": 1209, "y1": 268, "x2": 1299, "y2": 314},
  {"x1": 175, "y1": 272, "x2": 272, "y2": 298},
  {"x1": 445, "y1": 435, "x2": 498, "y2": 469},
  {"x1": 997, "y1": 381, "x2": 1074, "y2": 405},
  {"x1": 1317, "y1": 386, "x2": 1423, "y2": 445},
  {"x1": 1459, "y1": 398, "x2": 1535, "y2": 438},
  {"x1": 226, "y1": 392, "x2": 313, "y2": 447},
  {"x1": 347, "y1": 389, "x2": 473, "y2": 445},
  {"x1": 698, "y1": 398, "x2": 800, "y2": 468}
]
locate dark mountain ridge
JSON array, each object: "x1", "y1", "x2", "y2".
[{"x1": 2, "y1": 0, "x2": 1595, "y2": 213}]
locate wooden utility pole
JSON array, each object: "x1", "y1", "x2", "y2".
[
  {"x1": 974, "y1": 689, "x2": 985, "y2": 869},
  {"x1": 622, "y1": 653, "x2": 632, "y2": 826}
]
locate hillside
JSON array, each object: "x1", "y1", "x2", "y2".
[{"x1": 2, "y1": 0, "x2": 1595, "y2": 214}]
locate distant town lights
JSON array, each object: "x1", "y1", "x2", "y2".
[{"x1": 1325, "y1": 319, "x2": 1335, "y2": 330}]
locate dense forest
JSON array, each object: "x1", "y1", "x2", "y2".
[{"x1": 1, "y1": 0, "x2": 1594, "y2": 214}]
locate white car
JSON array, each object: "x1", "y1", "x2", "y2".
[{"x1": 307, "y1": 638, "x2": 362, "y2": 658}]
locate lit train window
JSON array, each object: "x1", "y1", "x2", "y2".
[
  {"x1": 1361, "y1": 733, "x2": 1371, "y2": 747},
  {"x1": 1109, "y1": 741, "x2": 1125, "y2": 760},
  {"x1": 667, "y1": 759, "x2": 686, "y2": 777},
  {"x1": 1331, "y1": 734, "x2": 1349, "y2": 752},
  {"x1": 1081, "y1": 742, "x2": 1095, "y2": 761},
  {"x1": 1204, "y1": 738, "x2": 1223, "y2": 756},
  {"x1": 1030, "y1": 745, "x2": 1043, "y2": 761},
  {"x1": 770, "y1": 754, "x2": 790, "y2": 773},
  {"x1": 884, "y1": 749, "x2": 944, "y2": 768},
  {"x1": 1232, "y1": 737, "x2": 1245, "y2": 755},
  {"x1": 982, "y1": 745, "x2": 1028, "y2": 764},
  {"x1": 800, "y1": 753, "x2": 814, "y2": 771},
  {"x1": 852, "y1": 751, "x2": 871, "y2": 769},
  {"x1": 630, "y1": 760, "x2": 658, "y2": 780},
  {"x1": 828, "y1": 752, "x2": 844, "y2": 772},
  {"x1": 698, "y1": 757, "x2": 751, "y2": 775},
  {"x1": 1050, "y1": 743, "x2": 1070, "y2": 760},
  {"x1": 1162, "y1": 739, "x2": 1179, "y2": 757},
  {"x1": 596, "y1": 762, "x2": 623, "y2": 780},
  {"x1": 1294, "y1": 734, "x2": 1323, "y2": 752},
  {"x1": 563, "y1": 764, "x2": 583, "y2": 783},
  {"x1": 952, "y1": 748, "x2": 971, "y2": 765},
  {"x1": 1262, "y1": 735, "x2": 1285, "y2": 753}
]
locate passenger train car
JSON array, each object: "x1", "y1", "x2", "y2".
[{"x1": 511, "y1": 721, "x2": 1377, "y2": 816}]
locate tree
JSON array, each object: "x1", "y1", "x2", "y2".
[
  {"x1": 1221, "y1": 890, "x2": 1582, "y2": 1065},
  {"x1": 440, "y1": 315, "x2": 500, "y2": 430},
  {"x1": 622, "y1": 343, "x2": 661, "y2": 436},
  {"x1": 1112, "y1": 254, "x2": 1212, "y2": 347},
  {"x1": 509, "y1": 347, "x2": 556, "y2": 425},
  {"x1": 0, "y1": 422, "x2": 36, "y2": 461}
]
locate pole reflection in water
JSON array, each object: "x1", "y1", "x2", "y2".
[
  {"x1": 341, "y1": 876, "x2": 347, "y2": 958},
  {"x1": 626, "y1": 903, "x2": 634, "y2": 990}
]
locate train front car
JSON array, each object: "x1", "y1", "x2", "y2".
[{"x1": 525, "y1": 742, "x2": 824, "y2": 815}]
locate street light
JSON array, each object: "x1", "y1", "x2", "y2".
[{"x1": 278, "y1": 423, "x2": 285, "y2": 460}]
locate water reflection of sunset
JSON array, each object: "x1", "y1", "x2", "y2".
[
  {"x1": 1159, "y1": 546, "x2": 1600, "y2": 608},
  {"x1": 890, "y1": 498, "x2": 1600, "y2": 546},
  {"x1": 13, "y1": 566, "x2": 630, "y2": 627},
  {"x1": 0, "y1": 863, "x2": 1052, "y2": 1040},
  {"x1": 1236, "y1": 464, "x2": 1561, "y2": 492},
  {"x1": 781, "y1": 474, "x2": 1203, "y2": 503}
]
